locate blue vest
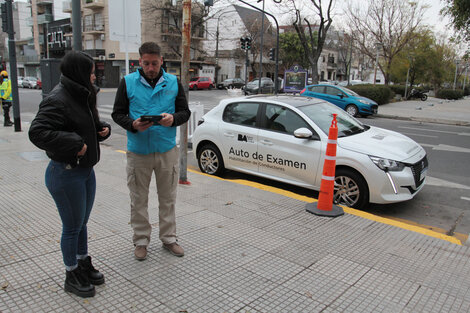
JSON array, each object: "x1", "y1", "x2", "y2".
[{"x1": 125, "y1": 70, "x2": 178, "y2": 154}]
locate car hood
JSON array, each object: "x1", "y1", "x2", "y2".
[
  {"x1": 356, "y1": 96, "x2": 377, "y2": 105},
  {"x1": 338, "y1": 126, "x2": 425, "y2": 162}
]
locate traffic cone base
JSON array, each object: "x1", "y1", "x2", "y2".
[{"x1": 305, "y1": 201, "x2": 344, "y2": 217}]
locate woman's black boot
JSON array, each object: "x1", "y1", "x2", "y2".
[
  {"x1": 78, "y1": 256, "x2": 105, "y2": 285},
  {"x1": 64, "y1": 267, "x2": 95, "y2": 298}
]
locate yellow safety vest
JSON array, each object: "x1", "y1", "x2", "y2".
[{"x1": 0, "y1": 79, "x2": 12, "y2": 101}]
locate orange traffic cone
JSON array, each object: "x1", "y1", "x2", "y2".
[{"x1": 306, "y1": 113, "x2": 344, "y2": 217}]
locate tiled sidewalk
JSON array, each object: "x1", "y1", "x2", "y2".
[{"x1": 1, "y1": 126, "x2": 470, "y2": 312}]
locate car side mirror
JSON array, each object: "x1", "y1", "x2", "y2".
[
  {"x1": 294, "y1": 127, "x2": 318, "y2": 140},
  {"x1": 337, "y1": 94, "x2": 344, "y2": 98}
]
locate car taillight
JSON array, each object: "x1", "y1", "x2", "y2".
[{"x1": 300, "y1": 88, "x2": 306, "y2": 94}]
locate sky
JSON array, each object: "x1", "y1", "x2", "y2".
[{"x1": 231, "y1": 0, "x2": 453, "y2": 37}]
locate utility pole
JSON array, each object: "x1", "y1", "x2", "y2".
[
  {"x1": 258, "y1": 0, "x2": 265, "y2": 93},
  {"x1": 1, "y1": 0, "x2": 21, "y2": 131},
  {"x1": 179, "y1": 0, "x2": 191, "y2": 185},
  {"x1": 72, "y1": 0, "x2": 82, "y2": 51},
  {"x1": 373, "y1": 42, "x2": 381, "y2": 85}
]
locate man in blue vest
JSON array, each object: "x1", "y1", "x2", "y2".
[
  {"x1": 0, "y1": 70, "x2": 13, "y2": 126},
  {"x1": 112, "y1": 42, "x2": 190, "y2": 260}
]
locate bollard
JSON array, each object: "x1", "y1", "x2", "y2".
[{"x1": 306, "y1": 113, "x2": 344, "y2": 217}]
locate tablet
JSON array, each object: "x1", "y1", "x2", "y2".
[{"x1": 141, "y1": 115, "x2": 163, "y2": 123}]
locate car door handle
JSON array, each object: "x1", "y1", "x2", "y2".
[
  {"x1": 260, "y1": 139, "x2": 273, "y2": 146},
  {"x1": 223, "y1": 132, "x2": 235, "y2": 138}
]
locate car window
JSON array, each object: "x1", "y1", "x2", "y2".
[
  {"x1": 308, "y1": 86, "x2": 325, "y2": 93},
  {"x1": 325, "y1": 86, "x2": 340, "y2": 96},
  {"x1": 223, "y1": 102, "x2": 259, "y2": 127},
  {"x1": 298, "y1": 102, "x2": 366, "y2": 137},
  {"x1": 340, "y1": 87, "x2": 359, "y2": 96},
  {"x1": 262, "y1": 104, "x2": 311, "y2": 135},
  {"x1": 190, "y1": 77, "x2": 198, "y2": 82}
]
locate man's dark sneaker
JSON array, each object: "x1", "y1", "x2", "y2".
[
  {"x1": 134, "y1": 245, "x2": 147, "y2": 260},
  {"x1": 4, "y1": 121, "x2": 13, "y2": 126},
  {"x1": 163, "y1": 242, "x2": 184, "y2": 257},
  {"x1": 78, "y1": 256, "x2": 105, "y2": 285},
  {"x1": 64, "y1": 267, "x2": 95, "y2": 298}
]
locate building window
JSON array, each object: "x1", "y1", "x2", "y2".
[
  {"x1": 83, "y1": 15, "x2": 93, "y2": 32},
  {"x1": 94, "y1": 13, "x2": 103, "y2": 31}
]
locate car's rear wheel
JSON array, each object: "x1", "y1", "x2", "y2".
[
  {"x1": 345, "y1": 104, "x2": 358, "y2": 117},
  {"x1": 197, "y1": 143, "x2": 225, "y2": 176},
  {"x1": 333, "y1": 168, "x2": 369, "y2": 209}
]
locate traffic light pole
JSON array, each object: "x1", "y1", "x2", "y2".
[
  {"x1": 244, "y1": 49, "x2": 249, "y2": 96},
  {"x1": 238, "y1": 0, "x2": 279, "y2": 95},
  {"x1": 3, "y1": 0, "x2": 21, "y2": 131}
]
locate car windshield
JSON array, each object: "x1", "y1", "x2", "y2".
[
  {"x1": 248, "y1": 80, "x2": 259, "y2": 85},
  {"x1": 339, "y1": 86, "x2": 359, "y2": 96},
  {"x1": 298, "y1": 102, "x2": 367, "y2": 137}
]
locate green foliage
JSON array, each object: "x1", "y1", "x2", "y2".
[
  {"x1": 435, "y1": 89, "x2": 464, "y2": 100},
  {"x1": 388, "y1": 85, "x2": 406, "y2": 97},
  {"x1": 348, "y1": 85, "x2": 393, "y2": 105},
  {"x1": 442, "y1": 0, "x2": 470, "y2": 41},
  {"x1": 279, "y1": 32, "x2": 312, "y2": 70},
  {"x1": 464, "y1": 86, "x2": 470, "y2": 96}
]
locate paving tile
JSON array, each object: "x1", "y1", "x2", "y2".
[
  {"x1": 309, "y1": 254, "x2": 370, "y2": 285},
  {"x1": 403, "y1": 286, "x2": 469, "y2": 313}
]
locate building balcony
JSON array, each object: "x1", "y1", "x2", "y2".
[
  {"x1": 62, "y1": 0, "x2": 72, "y2": 13},
  {"x1": 83, "y1": 0, "x2": 105, "y2": 10},
  {"x1": 37, "y1": 13, "x2": 53, "y2": 24},
  {"x1": 37, "y1": 0, "x2": 54, "y2": 5},
  {"x1": 327, "y1": 62, "x2": 337, "y2": 68},
  {"x1": 83, "y1": 49, "x2": 105, "y2": 58},
  {"x1": 83, "y1": 24, "x2": 105, "y2": 35}
]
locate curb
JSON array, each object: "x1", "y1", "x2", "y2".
[{"x1": 375, "y1": 114, "x2": 470, "y2": 127}]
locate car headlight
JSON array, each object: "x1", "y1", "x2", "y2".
[
  {"x1": 369, "y1": 156, "x2": 405, "y2": 171},
  {"x1": 358, "y1": 99, "x2": 369, "y2": 104}
]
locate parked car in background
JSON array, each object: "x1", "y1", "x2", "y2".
[
  {"x1": 217, "y1": 78, "x2": 245, "y2": 90},
  {"x1": 22, "y1": 77, "x2": 41, "y2": 89},
  {"x1": 192, "y1": 95, "x2": 427, "y2": 209},
  {"x1": 243, "y1": 77, "x2": 274, "y2": 94},
  {"x1": 17, "y1": 76, "x2": 24, "y2": 87},
  {"x1": 300, "y1": 84, "x2": 377, "y2": 117},
  {"x1": 189, "y1": 77, "x2": 215, "y2": 90}
]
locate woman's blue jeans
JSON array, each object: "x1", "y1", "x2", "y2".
[{"x1": 45, "y1": 160, "x2": 96, "y2": 267}]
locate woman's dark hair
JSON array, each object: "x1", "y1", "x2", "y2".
[{"x1": 60, "y1": 51, "x2": 99, "y2": 120}]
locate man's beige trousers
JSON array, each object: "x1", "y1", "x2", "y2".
[{"x1": 126, "y1": 147, "x2": 179, "y2": 246}]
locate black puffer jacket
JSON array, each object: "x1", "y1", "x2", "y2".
[{"x1": 29, "y1": 75, "x2": 111, "y2": 168}]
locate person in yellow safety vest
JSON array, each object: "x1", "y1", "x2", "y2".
[{"x1": 0, "y1": 70, "x2": 13, "y2": 126}]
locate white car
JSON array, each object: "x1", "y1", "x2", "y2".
[{"x1": 192, "y1": 95, "x2": 428, "y2": 209}]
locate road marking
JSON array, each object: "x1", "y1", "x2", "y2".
[
  {"x1": 426, "y1": 176, "x2": 470, "y2": 190},
  {"x1": 420, "y1": 143, "x2": 470, "y2": 153},
  {"x1": 461, "y1": 197, "x2": 470, "y2": 201},
  {"x1": 183, "y1": 168, "x2": 462, "y2": 246},
  {"x1": 401, "y1": 132, "x2": 438, "y2": 138},
  {"x1": 398, "y1": 126, "x2": 470, "y2": 136}
]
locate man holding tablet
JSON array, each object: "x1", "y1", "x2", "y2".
[{"x1": 112, "y1": 42, "x2": 190, "y2": 260}]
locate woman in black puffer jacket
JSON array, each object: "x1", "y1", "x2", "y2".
[{"x1": 29, "y1": 51, "x2": 110, "y2": 298}]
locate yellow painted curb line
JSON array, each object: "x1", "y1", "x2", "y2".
[{"x1": 187, "y1": 168, "x2": 462, "y2": 245}]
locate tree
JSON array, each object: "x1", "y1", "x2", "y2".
[
  {"x1": 441, "y1": 0, "x2": 470, "y2": 42},
  {"x1": 143, "y1": 0, "x2": 211, "y2": 58},
  {"x1": 287, "y1": 0, "x2": 334, "y2": 84},
  {"x1": 345, "y1": 0, "x2": 427, "y2": 84},
  {"x1": 279, "y1": 32, "x2": 311, "y2": 70}
]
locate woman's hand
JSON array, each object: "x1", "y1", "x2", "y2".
[
  {"x1": 78, "y1": 143, "x2": 87, "y2": 156},
  {"x1": 98, "y1": 126, "x2": 110, "y2": 137}
]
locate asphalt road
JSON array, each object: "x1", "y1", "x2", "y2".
[{"x1": 17, "y1": 88, "x2": 470, "y2": 240}]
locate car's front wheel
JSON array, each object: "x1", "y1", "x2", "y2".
[
  {"x1": 197, "y1": 143, "x2": 225, "y2": 176},
  {"x1": 345, "y1": 104, "x2": 358, "y2": 117},
  {"x1": 333, "y1": 168, "x2": 369, "y2": 209}
]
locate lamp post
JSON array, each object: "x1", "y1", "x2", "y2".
[
  {"x1": 404, "y1": 53, "x2": 414, "y2": 100},
  {"x1": 453, "y1": 59, "x2": 460, "y2": 90},
  {"x1": 373, "y1": 42, "x2": 382, "y2": 85}
]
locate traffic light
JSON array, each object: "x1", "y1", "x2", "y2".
[
  {"x1": 1, "y1": 3, "x2": 8, "y2": 33},
  {"x1": 240, "y1": 37, "x2": 246, "y2": 50},
  {"x1": 269, "y1": 48, "x2": 275, "y2": 61},
  {"x1": 245, "y1": 37, "x2": 252, "y2": 50}
]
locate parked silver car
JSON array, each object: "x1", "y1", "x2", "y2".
[{"x1": 22, "y1": 77, "x2": 39, "y2": 89}]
